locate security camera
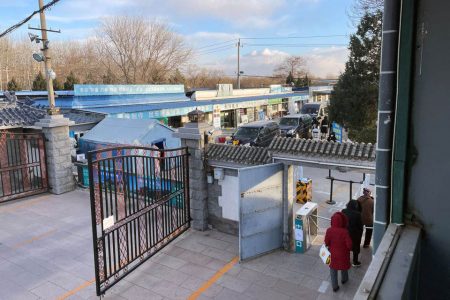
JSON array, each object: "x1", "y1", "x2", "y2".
[
  {"x1": 207, "y1": 129, "x2": 215, "y2": 135},
  {"x1": 28, "y1": 33, "x2": 39, "y2": 42},
  {"x1": 32, "y1": 53, "x2": 45, "y2": 62},
  {"x1": 47, "y1": 69, "x2": 56, "y2": 80}
]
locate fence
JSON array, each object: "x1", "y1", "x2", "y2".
[{"x1": 0, "y1": 131, "x2": 48, "y2": 203}]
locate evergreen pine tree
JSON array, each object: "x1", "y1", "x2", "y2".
[
  {"x1": 328, "y1": 10, "x2": 382, "y2": 143},
  {"x1": 64, "y1": 72, "x2": 79, "y2": 90},
  {"x1": 53, "y1": 78, "x2": 63, "y2": 91},
  {"x1": 7, "y1": 78, "x2": 20, "y2": 91},
  {"x1": 286, "y1": 71, "x2": 294, "y2": 85},
  {"x1": 32, "y1": 72, "x2": 47, "y2": 91}
]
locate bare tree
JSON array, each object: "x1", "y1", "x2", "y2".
[
  {"x1": 96, "y1": 16, "x2": 192, "y2": 84},
  {"x1": 273, "y1": 55, "x2": 307, "y2": 79}
]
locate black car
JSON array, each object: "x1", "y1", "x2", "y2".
[
  {"x1": 231, "y1": 121, "x2": 280, "y2": 147},
  {"x1": 301, "y1": 103, "x2": 321, "y2": 117},
  {"x1": 279, "y1": 114, "x2": 313, "y2": 138}
]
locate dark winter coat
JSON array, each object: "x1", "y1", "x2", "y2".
[
  {"x1": 357, "y1": 195, "x2": 374, "y2": 226},
  {"x1": 342, "y1": 200, "x2": 363, "y2": 254},
  {"x1": 325, "y1": 212, "x2": 352, "y2": 270}
]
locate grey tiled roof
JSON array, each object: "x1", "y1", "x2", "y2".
[
  {"x1": 206, "y1": 144, "x2": 272, "y2": 165},
  {"x1": 0, "y1": 101, "x2": 105, "y2": 129},
  {"x1": 62, "y1": 109, "x2": 105, "y2": 125},
  {"x1": 0, "y1": 101, "x2": 46, "y2": 128},
  {"x1": 268, "y1": 137, "x2": 376, "y2": 161}
]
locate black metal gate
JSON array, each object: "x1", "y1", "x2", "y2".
[
  {"x1": 0, "y1": 131, "x2": 48, "y2": 203},
  {"x1": 88, "y1": 146, "x2": 190, "y2": 296}
]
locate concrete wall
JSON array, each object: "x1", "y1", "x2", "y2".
[
  {"x1": 207, "y1": 168, "x2": 239, "y2": 235},
  {"x1": 406, "y1": 1, "x2": 450, "y2": 298}
]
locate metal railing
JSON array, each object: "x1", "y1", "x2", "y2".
[
  {"x1": 88, "y1": 146, "x2": 190, "y2": 296},
  {"x1": 0, "y1": 131, "x2": 48, "y2": 203}
]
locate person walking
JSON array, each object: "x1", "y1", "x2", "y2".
[
  {"x1": 357, "y1": 188, "x2": 374, "y2": 248},
  {"x1": 325, "y1": 212, "x2": 352, "y2": 292},
  {"x1": 320, "y1": 116, "x2": 329, "y2": 139},
  {"x1": 342, "y1": 200, "x2": 364, "y2": 267}
]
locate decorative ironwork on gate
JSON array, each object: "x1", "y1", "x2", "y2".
[
  {"x1": 0, "y1": 131, "x2": 48, "y2": 203},
  {"x1": 88, "y1": 146, "x2": 190, "y2": 296}
]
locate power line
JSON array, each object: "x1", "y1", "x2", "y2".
[
  {"x1": 0, "y1": 0, "x2": 62, "y2": 39},
  {"x1": 241, "y1": 34, "x2": 348, "y2": 40},
  {"x1": 197, "y1": 44, "x2": 235, "y2": 55},
  {"x1": 196, "y1": 38, "x2": 238, "y2": 50},
  {"x1": 244, "y1": 43, "x2": 347, "y2": 47}
]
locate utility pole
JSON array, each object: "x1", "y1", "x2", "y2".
[
  {"x1": 38, "y1": 0, "x2": 58, "y2": 114},
  {"x1": 237, "y1": 38, "x2": 241, "y2": 89}
]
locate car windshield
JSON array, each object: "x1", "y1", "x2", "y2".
[
  {"x1": 301, "y1": 105, "x2": 320, "y2": 115},
  {"x1": 234, "y1": 127, "x2": 260, "y2": 139},
  {"x1": 279, "y1": 118, "x2": 299, "y2": 126}
]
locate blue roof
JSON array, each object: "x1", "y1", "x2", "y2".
[
  {"x1": 32, "y1": 92, "x2": 190, "y2": 109},
  {"x1": 82, "y1": 92, "x2": 306, "y2": 114},
  {"x1": 30, "y1": 91, "x2": 308, "y2": 116}
]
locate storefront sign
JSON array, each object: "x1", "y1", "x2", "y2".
[
  {"x1": 114, "y1": 105, "x2": 213, "y2": 120},
  {"x1": 331, "y1": 122, "x2": 343, "y2": 143},
  {"x1": 74, "y1": 84, "x2": 184, "y2": 96},
  {"x1": 219, "y1": 99, "x2": 268, "y2": 111},
  {"x1": 268, "y1": 98, "x2": 282, "y2": 105},
  {"x1": 213, "y1": 105, "x2": 221, "y2": 129}
]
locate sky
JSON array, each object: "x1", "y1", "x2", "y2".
[{"x1": 1, "y1": 0, "x2": 356, "y2": 78}]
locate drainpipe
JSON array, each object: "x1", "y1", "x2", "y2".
[
  {"x1": 392, "y1": 0, "x2": 416, "y2": 224},
  {"x1": 374, "y1": 0, "x2": 401, "y2": 252}
]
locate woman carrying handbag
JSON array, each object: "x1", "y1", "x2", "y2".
[{"x1": 325, "y1": 212, "x2": 352, "y2": 292}]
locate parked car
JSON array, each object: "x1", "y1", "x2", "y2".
[
  {"x1": 279, "y1": 114, "x2": 313, "y2": 138},
  {"x1": 301, "y1": 102, "x2": 325, "y2": 119},
  {"x1": 231, "y1": 120, "x2": 280, "y2": 147}
]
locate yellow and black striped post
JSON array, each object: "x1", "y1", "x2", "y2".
[{"x1": 296, "y1": 178, "x2": 312, "y2": 204}]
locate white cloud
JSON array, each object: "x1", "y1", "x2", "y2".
[
  {"x1": 198, "y1": 48, "x2": 290, "y2": 76},
  {"x1": 304, "y1": 46, "x2": 348, "y2": 77},
  {"x1": 165, "y1": 0, "x2": 286, "y2": 28},
  {"x1": 196, "y1": 46, "x2": 349, "y2": 78}
]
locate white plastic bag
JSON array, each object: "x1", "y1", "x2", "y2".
[{"x1": 320, "y1": 244, "x2": 331, "y2": 265}]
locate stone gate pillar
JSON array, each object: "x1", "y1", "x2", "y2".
[
  {"x1": 173, "y1": 109, "x2": 212, "y2": 231},
  {"x1": 35, "y1": 115, "x2": 75, "y2": 194}
]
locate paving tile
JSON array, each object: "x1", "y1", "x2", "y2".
[
  {"x1": 146, "y1": 279, "x2": 192, "y2": 300},
  {"x1": 243, "y1": 283, "x2": 290, "y2": 300},
  {"x1": 175, "y1": 238, "x2": 208, "y2": 253},
  {"x1": 202, "y1": 246, "x2": 236, "y2": 262},
  {"x1": 144, "y1": 262, "x2": 190, "y2": 285},
  {"x1": 236, "y1": 268, "x2": 278, "y2": 288},
  {"x1": 8, "y1": 269, "x2": 49, "y2": 290},
  {"x1": 119, "y1": 284, "x2": 164, "y2": 300},
  {"x1": 205, "y1": 258, "x2": 227, "y2": 270},
  {"x1": 202, "y1": 283, "x2": 224, "y2": 297},
  {"x1": 298, "y1": 275, "x2": 327, "y2": 292},
  {"x1": 217, "y1": 274, "x2": 252, "y2": 293},
  {"x1": 180, "y1": 276, "x2": 204, "y2": 291},
  {"x1": 48, "y1": 271, "x2": 90, "y2": 291},
  {"x1": 152, "y1": 253, "x2": 188, "y2": 270},
  {"x1": 196, "y1": 236, "x2": 231, "y2": 250},
  {"x1": 213, "y1": 287, "x2": 253, "y2": 300},
  {"x1": 263, "y1": 264, "x2": 305, "y2": 285},
  {"x1": 0, "y1": 278, "x2": 40, "y2": 300},
  {"x1": 176, "y1": 249, "x2": 214, "y2": 265},
  {"x1": 240, "y1": 259, "x2": 269, "y2": 273},
  {"x1": 179, "y1": 263, "x2": 217, "y2": 280},
  {"x1": 161, "y1": 245, "x2": 185, "y2": 257},
  {"x1": 30, "y1": 281, "x2": 68, "y2": 300}
]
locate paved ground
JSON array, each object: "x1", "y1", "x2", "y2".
[{"x1": 0, "y1": 167, "x2": 372, "y2": 300}]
